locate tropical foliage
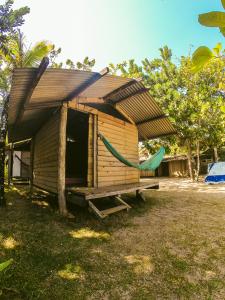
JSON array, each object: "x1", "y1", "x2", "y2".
[
  {"x1": 110, "y1": 46, "x2": 225, "y2": 181},
  {"x1": 192, "y1": 0, "x2": 225, "y2": 76},
  {"x1": 1, "y1": 30, "x2": 53, "y2": 68},
  {"x1": 0, "y1": 0, "x2": 30, "y2": 206},
  {"x1": 0, "y1": 259, "x2": 13, "y2": 272}
]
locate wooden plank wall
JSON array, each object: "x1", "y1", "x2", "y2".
[
  {"x1": 33, "y1": 111, "x2": 60, "y2": 193},
  {"x1": 168, "y1": 160, "x2": 189, "y2": 177},
  {"x1": 97, "y1": 111, "x2": 139, "y2": 187},
  {"x1": 21, "y1": 151, "x2": 30, "y2": 178},
  {"x1": 140, "y1": 169, "x2": 155, "y2": 178}
]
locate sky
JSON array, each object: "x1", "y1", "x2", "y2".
[{"x1": 10, "y1": 0, "x2": 225, "y2": 70}]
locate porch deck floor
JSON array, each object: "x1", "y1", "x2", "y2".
[{"x1": 66, "y1": 180, "x2": 159, "y2": 201}]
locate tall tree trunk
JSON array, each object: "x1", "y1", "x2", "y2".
[
  {"x1": 0, "y1": 140, "x2": 6, "y2": 206},
  {"x1": 186, "y1": 141, "x2": 194, "y2": 182},
  {"x1": 0, "y1": 97, "x2": 9, "y2": 207},
  {"x1": 213, "y1": 147, "x2": 218, "y2": 162},
  {"x1": 195, "y1": 140, "x2": 200, "y2": 182}
]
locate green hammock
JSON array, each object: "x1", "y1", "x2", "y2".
[{"x1": 99, "y1": 133, "x2": 165, "y2": 171}]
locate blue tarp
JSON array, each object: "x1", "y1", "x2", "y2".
[{"x1": 205, "y1": 162, "x2": 225, "y2": 184}]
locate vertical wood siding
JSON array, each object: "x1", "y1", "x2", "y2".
[{"x1": 169, "y1": 160, "x2": 189, "y2": 177}]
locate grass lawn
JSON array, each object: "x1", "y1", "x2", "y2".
[{"x1": 1, "y1": 180, "x2": 225, "y2": 299}]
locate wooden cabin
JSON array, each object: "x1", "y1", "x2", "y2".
[
  {"x1": 140, "y1": 155, "x2": 212, "y2": 179},
  {"x1": 8, "y1": 58, "x2": 176, "y2": 217}
]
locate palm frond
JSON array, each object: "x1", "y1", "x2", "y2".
[{"x1": 23, "y1": 41, "x2": 53, "y2": 67}]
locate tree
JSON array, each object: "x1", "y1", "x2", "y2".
[
  {"x1": 109, "y1": 46, "x2": 225, "y2": 181},
  {"x1": 0, "y1": 30, "x2": 53, "y2": 68},
  {"x1": 0, "y1": 0, "x2": 29, "y2": 52},
  {"x1": 0, "y1": 0, "x2": 29, "y2": 206},
  {"x1": 192, "y1": 0, "x2": 225, "y2": 75},
  {"x1": 66, "y1": 56, "x2": 95, "y2": 71}
]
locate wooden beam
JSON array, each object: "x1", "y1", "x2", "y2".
[
  {"x1": 78, "y1": 97, "x2": 105, "y2": 104},
  {"x1": 103, "y1": 78, "x2": 141, "y2": 101},
  {"x1": 7, "y1": 145, "x2": 13, "y2": 186},
  {"x1": 114, "y1": 87, "x2": 149, "y2": 104},
  {"x1": 58, "y1": 105, "x2": 68, "y2": 216},
  {"x1": 114, "y1": 104, "x2": 135, "y2": 125},
  {"x1": 63, "y1": 67, "x2": 109, "y2": 102},
  {"x1": 139, "y1": 131, "x2": 177, "y2": 141},
  {"x1": 24, "y1": 101, "x2": 62, "y2": 110},
  {"x1": 14, "y1": 57, "x2": 49, "y2": 124},
  {"x1": 136, "y1": 114, "x2": 168, "y2": 125},
  {"x1": 93, "y1": 114, "x2": 98, "y2": 187},
  {"x1": 29, "y1": 138, "x2": 35, "y2": 196}
]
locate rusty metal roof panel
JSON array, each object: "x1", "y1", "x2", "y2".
[
  {"x1": 117, "y1": 92, "x2": 162, "y2": 123},
  {"x1": 8, "y1": 68, "x2": 37, "y2": 125},
  {"x1": 137, "y1": 118, "x2": 176, "y2": 140},
  {"x1": 81, "y1": 75, "x2": 131, "y2": 98},
  {"x1": 107, "y1": 81, "x2": 176, "y2": 139},
  {"x1": 8, "y1": 67, "x2": 176, "y2": 142}
]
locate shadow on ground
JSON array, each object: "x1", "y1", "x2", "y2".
[{"x1": 1, "y1": 182, "x2": 225, "y2": 299}]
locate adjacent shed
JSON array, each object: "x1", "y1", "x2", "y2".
[{"x1": 8, "y1": 58, "x2": 176, "y2": 217}]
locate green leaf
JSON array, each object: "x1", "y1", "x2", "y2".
[
  {"x1": 192, "y1": 46, "x2": 213, "y2": 72},
  {"x1": 199, "y1": 11, "x2": 225, "y2": 27},
  {"x1": 213, "y1": 43, "x2": 222, "y2": 56},
  {"x1": 222, "y1": 0, "x2": 225, "y2": 10},
  {"x1": 0, "y1": 259, "x2": 13, "y2": 272},
  {"x1": 221, "y1": 106, "x2": 225, "y2": 113},
  {"x1": 219, "y1": 27, "x2": 225, "y2": 36}
]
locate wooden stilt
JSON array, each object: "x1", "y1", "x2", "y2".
[
  {"x1": 136, "y1": 190, "x2": 146, "y2": 202},
  {"x1": 58, "y1": 105, "x2": 68, "y2": 216},
  {"x1": 7, "y1": 145, "x2": 13, "y2": 186},
  {"x1": 29, "y1": 139, "x2": 35, "y2": 196},
  {"x1": 93, "y1": 114, "x2": 97, "y2": 187}
]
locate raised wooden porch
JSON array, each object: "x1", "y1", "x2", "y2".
[{"x1": 66, "y1": 180, "x2": 159, "y2": 218}]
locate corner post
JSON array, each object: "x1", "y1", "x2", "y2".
[
  {"x1": 93, "y1": 114, "x2": 98, "y2": 188},
  {"x1": 7, "y1": 144, "x2": 13, "y2": 186},
  {"x1": 29, "y1": 139, "x2": 35, "y2": 196},
  {"x1": 58, "y1": 105, "x2": 68, "y2": 216}
]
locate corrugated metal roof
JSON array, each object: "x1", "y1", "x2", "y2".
[
  {"x1": 8, "y1": 68, "x2": 176, "y2": 142},
  {"x1": 104, "y1": 80, "x2": 176, "y2": 140}
]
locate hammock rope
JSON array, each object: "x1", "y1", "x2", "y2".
[{"x1": 98, "y1": 133, "x2": 165, "y2": 171}]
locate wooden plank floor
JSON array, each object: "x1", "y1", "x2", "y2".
[{"x1": 66, "y1": 180, "x2": 159, "y2": 200}]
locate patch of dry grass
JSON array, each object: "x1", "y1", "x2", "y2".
[{"x1": 0, "y1": 181, "x2": 225, "y2": 299}]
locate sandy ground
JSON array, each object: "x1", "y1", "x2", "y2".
[{"x1": 143, "y1": 176, "x2": 225, "y2": 194}]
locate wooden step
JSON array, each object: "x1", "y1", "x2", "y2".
[
  {"x1": 88, "y1": 196, "x2": 131, "y2": 219},
  {"x1": 101, "y1": 204, "x2": 130, "y2": 216}
]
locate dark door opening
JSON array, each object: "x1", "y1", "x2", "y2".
[
  {"x1": 161, "y1": 162, "x2": 169, "y2": 176},
  {"x1": 66, "y1": 109, "x2": 89, "y2": 186},
  {"x1": 155, "y1": 162, "x2": 169, "y2": 177}
]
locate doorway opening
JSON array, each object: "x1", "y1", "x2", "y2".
[{"x1": 66, "y1": 109, "x2": 89, "y2": 186}]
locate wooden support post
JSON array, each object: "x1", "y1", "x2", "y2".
[
  {"x1": 7, "y1": 145, "x2": 13, "y2": 186},
  {"x1": 136, "y1": 190, "x2": 146, "y2": 202},
  {"x1": 93, "y1": 114, "x2": 97, "y2": 188},
  {"x1": 58, "y1": 105, "x2": 68, "y2": 216},
  {"x1": 29, "y1": 139, "x2": 35, "y2": 196}
]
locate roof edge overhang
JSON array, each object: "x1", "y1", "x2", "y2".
[{"x1": 8, "y1": 61, "x2": 176, "y2": 142}]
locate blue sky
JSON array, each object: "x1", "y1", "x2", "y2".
[{"x1": 11, "y1": 0, "x2": 225, "y2": 70}]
